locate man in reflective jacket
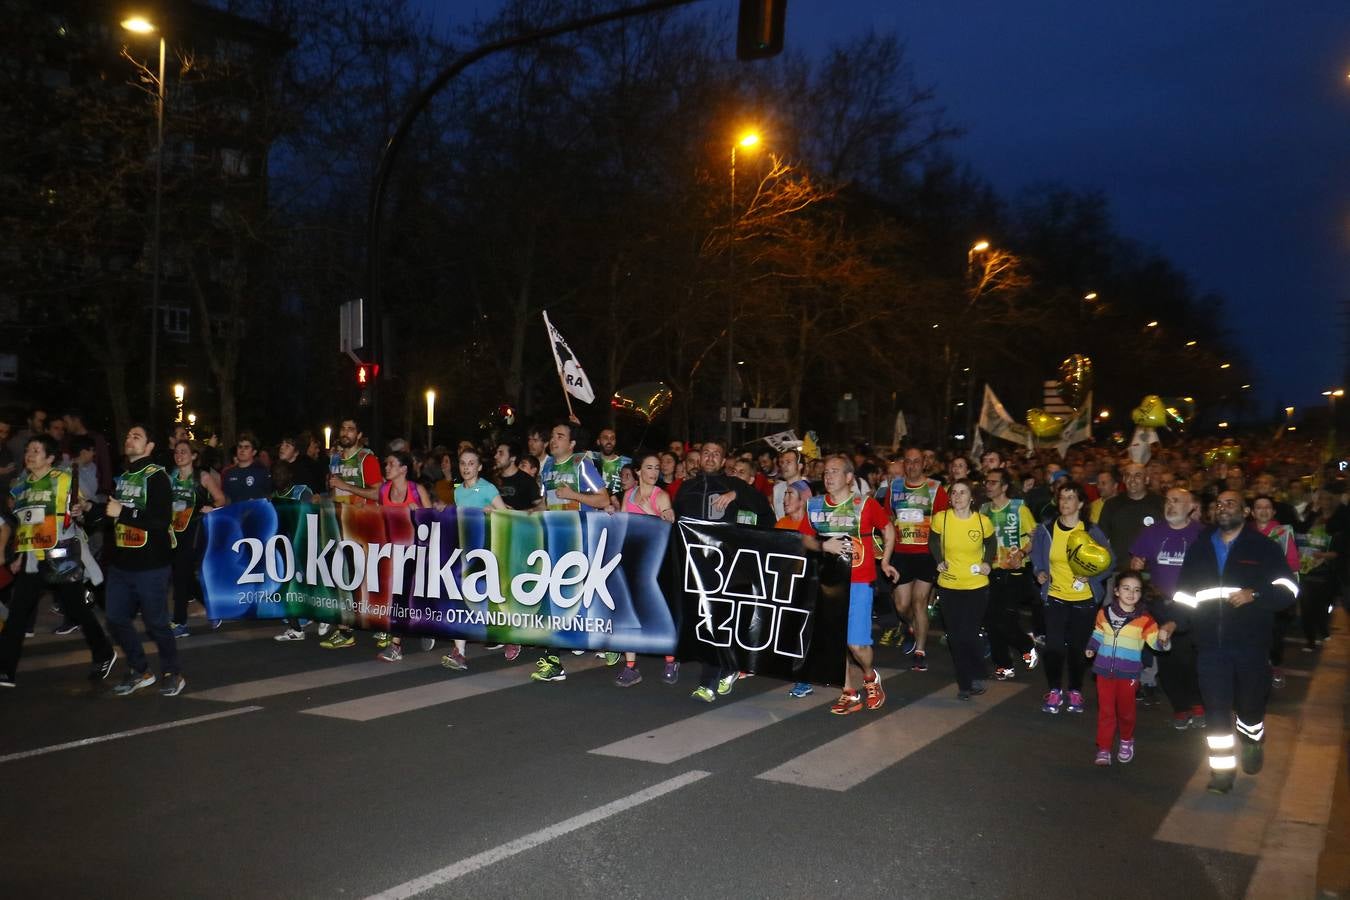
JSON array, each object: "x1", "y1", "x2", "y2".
[{"x1": 1172, "y1": 490, "x2": 1298, "y2": 793}]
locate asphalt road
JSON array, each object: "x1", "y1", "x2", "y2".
[{"x1": 2, "y1": 605, "x2": 1343, "y2": 900}]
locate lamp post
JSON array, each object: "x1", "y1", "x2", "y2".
[
  {"x1": 725, "y1": 130, "x2": 759, "y2": 446},
  {"x1": 122, "y1": 16, "x2": 166, "y2": 424},
  {"x1": 425, "y1": 389, "x2": 436, "y2": 453},
  {"x1": 172, "y1": 382, "x2": 185, "y2": 423},
  {"x1": 1322, "y1": 389, "x2": 1344, "y2": 456}
]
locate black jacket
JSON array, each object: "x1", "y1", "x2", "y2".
[
  {"x1": 1172, "y1": 523, "x2": 1297, "y2": 648},
  {"x1": 671, "y1": 473, "x2": 774, "y2": 529}
]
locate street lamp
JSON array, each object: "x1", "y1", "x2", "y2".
[
  {"x1": 725, "y1": 128, "x2": 759, "y2": 445},
  {"x1": 1323, "y1": 389, "x2": 1344, "y2": 454},
  {"x1": 172, "y1": 382, "x2": 185, "y2": 423},
  {"x1": 425, "y1": 389, "x2": 436, "y2": 452},
  {"x1": 122, "y1": 15, "x2": 166, "y2": 424}
]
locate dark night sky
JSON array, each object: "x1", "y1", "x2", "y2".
[{"x1": 423, "y1": 1, "x2": 1350, "y2": 417}]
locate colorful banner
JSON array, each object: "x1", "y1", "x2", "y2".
[
  {"x1": 673, "y1": 521, "x2": 847, "y2": 687},
  {"x1": 201, "y1": 501, "x2": 674, "y2": 653}
]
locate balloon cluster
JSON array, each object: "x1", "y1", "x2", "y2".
[{"x1": 1025, "y1": 354, "x2": 1095, "y2": 440}]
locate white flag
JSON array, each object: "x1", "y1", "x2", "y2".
[
  {"x1": 892, "y1": 411, "x2": 908, "y2": 450},
  {"x1": 1129, "y1": 427, "x2": 1157, "y2": 464},
  {"x1": 1055, "y1": 393, "x2": 1094, "y2": 457},
  {"x1": 542, "y1": 311, "x2": 595, "y2": 404},
  {"x1": 763, "y1": 429, "x2": 800, "y2": 452}
]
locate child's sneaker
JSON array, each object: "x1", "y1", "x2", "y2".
[
  {"x1": 1041, "y1": 689, "x2": 1063, "y2": 714},
  {"x1": 788, "y1": 682, "x2": 813, "y2": 698},
  {"x1": 1117, "y1": 739, "x2": 1135, "y2": 764},
  {"x1": 1094, "y1": 749, "x2": 1112, "y2": 766},
  {"x1": 1066, "y1": 690, "x2": 1085, "y2": 713}
]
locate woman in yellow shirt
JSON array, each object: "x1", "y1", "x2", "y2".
[{"x1": 929, "y1": 480, "x2": 996, "y2": 700}]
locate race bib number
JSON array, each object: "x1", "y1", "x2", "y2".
[
  {"x1": 896, "y1": 508, "x2": 923, "y2": 523},
  {"x1": 16, "y1": 506, "x2": 45, "y2": 526},
  {"x1": 171, "y1": 501, "x2": 192, "y2": 533}
]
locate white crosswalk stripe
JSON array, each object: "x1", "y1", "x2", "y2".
[
  {"x1": 20, "y1": 627, "x2": 276, "y2": 673},
  {"x1": 587, "y1": 673, "x2": 894, "y2": 764},
  {"x1": 190, "y1": 653, "x2": 445, "y2": 702},
  {"x1": 756, "y1": 680, "x2": 1028, "y2": 791}
]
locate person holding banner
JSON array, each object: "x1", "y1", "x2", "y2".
[
  {"x1": 613, "y1": 453, "x2": 676, "y2": 687},
  {"x1": 320, "y1": 418, "x2": 383, "y2": 649},
  {"x1": 798, "y1": 454, "x2": 897, "y2": 715},
  {"x1": 929, "y1": 480, "x2": 996, "y2": 700},
  {"x1": 532, "y1": 422, "x2": 610, "y2": 684}
]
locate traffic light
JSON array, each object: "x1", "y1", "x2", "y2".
[
  {"x1": 736, "y1": 0, "x2": 786, "y2": 60},
  {"x1": 356, "y1": 363, "x2": 380, "y2": 385}
]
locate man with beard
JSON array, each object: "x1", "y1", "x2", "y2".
[{"x1": 1172, "y1": 491, "x2": 1298, "y2": 794}]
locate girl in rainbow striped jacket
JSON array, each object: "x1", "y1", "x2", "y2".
[{"x1": 1085, "y1": 572, "x2": 1175, "y2": 766}]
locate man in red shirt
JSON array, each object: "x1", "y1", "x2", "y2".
[{"x1": 800, "y1": 454, "x2": 897, "y2": 715}]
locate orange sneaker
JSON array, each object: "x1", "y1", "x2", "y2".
[
  {"x1": 830, "y1": 690, "x2": 863, "y2": 715},
  {"x1": 863, "y1": 670, "x2": 885, "y2": 711}
]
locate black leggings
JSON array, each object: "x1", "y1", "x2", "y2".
[
  {"x1": 171, "y1": 545, "x2": 203, "y2": 626},
  {"x1": 941, "y1": 586, "x2": 989, "y2": 690},
  {"x1": 1300, "y1": 577, "x2": 1335, "y2": 645},
  {"x1": 984, "y1": 570, "x2": 1033, "y2": 667},
  {"x1": 1042, "y1": 598, "x2": 1096, "y2": 692}
]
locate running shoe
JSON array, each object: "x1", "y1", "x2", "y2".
[
  {"x1": 504, "y1": 644, "x2": 521, "y2": 662},
  {"x1": 1117, "y1": 739, "x2": 1134, "y2": 764},
  {"x1": 375, "y1": 632, "x2": 393, "y2": 649},
  {"x1": 899, "y1": 634, "x2": 918, "y2": 656},
  {"x1": 441, "y1": 649, "x2": 469, "y2": 671},
  {"x1": 483, "y1": 643, "x2": 504, "y2": 651},
  {"x1": 691, "y1": 686, "x2": 715, "y2": 703},
  {"x1": 878, "y1": 626, "x2": 901, "y2": 647},
  {"x1": 531, "y1": 656, "x2": 565, "y2": 682},
  {"x1": 112, "y1": 670, "x2": 156, "y2": 696},
  {"x1": 159, "y1": 673, "x2": 187, "y2": 697},
  {"x1": 994, "y1": 667, "x2": 1016, "y2": 681},
  {"x1": 1190, "y1": 705, "x2": 1207, "y2": 728},
  {"x1": 1094, "y1": 750, "x2": 1112, "y2": 767},
  {"x1": 89, "y1": 650, "x2": 118, "y2": 682},
  {"x1": 716, "y1": 672, "x2": 738, "y2": 696},
  {"x1": 1172, "y1": 713, "x2": 1192, "y2": 731},
  {"x1": 317, "y1": 623, "x2": 332, "y2": 637},
  {"x1": 274, "y1": 628, "x2": 305, "y2": 642},
  {"x1": 969, "y1": 683, "x2": 987, "y2": 696},
  {"x1": 420, "y1": 638, "x2": 436, "y2": 652},
  {"x1": 1271, "y1": 668, "x2": 1285, "y2": 689},
  {"x1": 1041, "y1": 689, "x2": 1063, "y2": 714},
  {"x1": 615, "y1": 666, "x2": 642, "y2": 688},
  {"x1": 863, "y1": 670, "x2": 886, "y2": 710},
  {"x1": 377, "y1": 644, "x2": 403, "y2": 663},
  {"x1": 1022, "y1": 647, "x2": 1039, "y2": 670},
  {"x1": 662, "y1": 659, "x2": 680, "y2": 684},
  {"x1": 210, "y1": 619, "x2": 222, "y2": 631},
  {"x1": 0, "y1": 674, "x2": 14, "y2": 688},
  {"x1": 830, "y1": 691, "x2": 863, "y2": 715},
  {"x1": 320, "y1": 630, "x2": 355, "y2": 650},
  {"x1": 1066, "y1": 690, "x2": 1085, "y2": 713},
  {"x1": 910, "y1": 650, "x2": 928, "y2": 672},
  {"x1": 788, "y1": 682, "x2": 813, "y2": 698},
  {"x1": 604, "y1": 651, "x2": 622, "y2": 667},
  {"x1": 171, "y1": 623, "x2": 191, "y2": 639},
  {"x1": 54, "y1": 620, "x2": 79, "y2": 636}
]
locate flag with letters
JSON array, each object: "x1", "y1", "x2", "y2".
[{"x1": 542, "y1": 311, "x2": 595, "y2": 404}]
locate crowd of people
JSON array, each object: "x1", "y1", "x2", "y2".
[{"x1": 0, "y1": 404, "x2": 1343, "y2": 793}]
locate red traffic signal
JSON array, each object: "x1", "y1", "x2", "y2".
[{"x1": 356, "y1": 363, "x2": 380, "y2": 385}]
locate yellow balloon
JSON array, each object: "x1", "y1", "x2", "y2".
[
  {"x1": 1066, "y1": 530, "x2": 1110, "y2": 579},
  {"x1": 1130, "y1": 395, "x2": 1167, "y2": 428},
  {"x1": 1057, "y1": 354, "x2": 1094, "y2": 409},
  {"x1": 1026, "y1": 408, "x2": 1066, "y2": 440}
]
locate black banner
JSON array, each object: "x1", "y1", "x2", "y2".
[{"x1": 671, "y1": 521, "x2": 848, "y2": 687}]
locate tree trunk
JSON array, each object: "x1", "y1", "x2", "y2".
[
  {"x1": 105, "y1": 356, "x2": 131, "y2": 445},
  {"x1": 505, "y1": 223, "x2": 536, "y2": 405}
]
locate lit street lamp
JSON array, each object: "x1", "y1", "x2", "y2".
[
  {"x1": 122, "y1": 15, "x2": 166, "y2": 424},
  {"x1": 725, "y1": 129, "x2": 759, "y2": 445},
  {"x1": 425, "y1": 389, "x2": 436, "y2": 452},
  {"x1": 173, "y1": 382, "x2": 185, "y2": 423}
]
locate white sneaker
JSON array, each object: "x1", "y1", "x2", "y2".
[
  {"x1": 274, "y1": 628, "x2": 305, "y2": 642},
  {"x1": 317, "y1": 623, "x2": 332, "y2": 637}
]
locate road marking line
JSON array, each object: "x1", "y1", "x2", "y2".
[
  {"x1": 1154, "y1": 714, "x2": 1296, "y2": 856},
  {"x1": 756, "y1": 680, "x2": 1028, "y2": 791},
  {"x1": 365, "y1": 769, "x2": 711, "y2": 899},
  {"x1": 587, "y1": 672, "x2": 867, "y2": 763},
  {"x1": 1245, "y1": 610, "x2": 1348, "y2": 898},
  {"x1": 0, "y1": 706, "x2": 263, "y2": 764},
  {"x1": 22, "y1": 628, "x2": 275, "y2": 673},
  {"x1": 301, "y1": 654, "x2": 608, "y2": 720},
  {"x1": 189, "y1": 654, "x2": 444, "y2": 702}
]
